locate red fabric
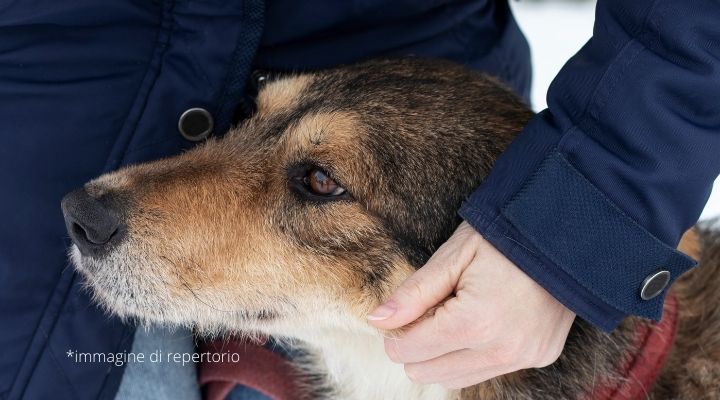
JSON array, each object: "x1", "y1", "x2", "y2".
[
  {"x1": 198, "y1": 294, "x2": 678, "y2": 400},
  {"x1": 198, "y1": 339, "x2": 299, "y2": 400},
  {"x1": 589, "y1": 292, "x2": 679, "y2": 400}
]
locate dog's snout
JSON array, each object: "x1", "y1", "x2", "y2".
[{"x1": 61, "y1": 188, "x2": 125, "y2": 257}]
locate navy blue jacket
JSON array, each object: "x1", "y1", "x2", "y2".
[{"x1": 0, "y1": 1, "x2": 717, "y2": 399}]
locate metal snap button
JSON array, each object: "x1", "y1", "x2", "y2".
[
  {"x1": 640, "y1": 270, "x2": 671, "y2": 300},
  {"x1": 178, "y1": 107, "x2": 213, "y2": 141}
]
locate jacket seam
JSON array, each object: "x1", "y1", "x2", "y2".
[
  {"x1": 8, "y1": 2, "x2": 177, "y2": 399},
  {"x1": 577, "y1": 0, "x2": 660, "y2": 137},
  {"x1": 214, "y1": 0, "x2": 265, "y2": 132},
  {"x1": 105, "y1": 0, "x2": 175, "y2": 171},
  {"x1": 8, "y1": 271, "x2": 80, "y2": 400},
  {"x1": 97, "y1": 4, "x2": 178, "y2": 398},
  {"x1": 43, "y1": 335, "x2": 82, "y2": 399}
]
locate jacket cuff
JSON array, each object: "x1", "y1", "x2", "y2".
[{"x1": 459, "y1": 113, "x2": 697, "y2": 331}]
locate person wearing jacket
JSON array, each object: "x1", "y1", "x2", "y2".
[{"x1": 0, "y1": 0, "x2": 718, "y2": 399}]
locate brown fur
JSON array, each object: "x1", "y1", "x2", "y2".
[
  {"x1": 652, "y1": 227, "x2": 720, "y2": 399},
  {"x1": 68, "y1": 58, "x2": 720, "y2": 399},
  {"x1": 458, "y1": 226, "x2": 720, "y2": 399}
]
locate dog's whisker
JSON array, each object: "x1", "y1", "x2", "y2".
[{"x1": 62, "y1": 59, "x2": 720, "y2": 399}]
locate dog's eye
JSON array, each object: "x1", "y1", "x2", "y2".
[
  {"x1": 288, "y1": 165, "x2": 351, "y2": 201},
  {"x1": 304, "y1": 169, "x2": 346, "y2": 196}
]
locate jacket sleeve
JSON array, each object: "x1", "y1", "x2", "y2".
[{"x1": 460, "y1": 0, "x2": 720, "y2": 331}]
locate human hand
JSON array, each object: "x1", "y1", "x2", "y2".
[{"x1": 367, "y1": 222, "x2": 575, "y2": 389}]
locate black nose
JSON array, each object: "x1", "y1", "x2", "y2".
[{"x1": 61, "y1": 188, "x2": 125, "y2": 257}]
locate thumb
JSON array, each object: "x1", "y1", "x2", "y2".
[{"x1": 366, "y1": 226, "x2": 478, "y2": 330}]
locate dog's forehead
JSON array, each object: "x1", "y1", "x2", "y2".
[
  {"x1": 240, "y1": 62, "x2": 469, "y2": 169},
  {"x1": 287, "y1": 110, "x2": 362, "y2": 145},
  {"x1": 255, "y1": 62, "x2": 442, "y2": 117}
]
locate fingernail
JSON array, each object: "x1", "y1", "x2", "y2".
[{"x1": 367, "y1": 301, "x2": 398, "y2": 321}]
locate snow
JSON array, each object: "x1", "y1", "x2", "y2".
[{"x1": 509, "y1": 0, "x2": 720, "y2": 221}]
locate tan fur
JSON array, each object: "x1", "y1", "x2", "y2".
[
  {"x1": 255, "y1": 75, "x2": 313, "y2": 118},
  {"x1": 66, "y1": 59, "x2": 720, "y2": 399},
  {"x1": 678, "y1": 229, "x2": 701, "y2": 260}
]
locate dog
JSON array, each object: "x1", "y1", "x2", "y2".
[{"x1": 61, "y1": 58, "x2": 720, "y2": 399}]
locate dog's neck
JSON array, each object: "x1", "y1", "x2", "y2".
[{"x1": 293, "y1": 328, "x2": 455, "y2": 400}]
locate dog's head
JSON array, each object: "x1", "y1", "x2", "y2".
[{"x1": 61, "y1": 58, "x2": 532, "y2": 338}]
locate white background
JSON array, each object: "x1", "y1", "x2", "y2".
[{"x1": 509, "y1": 0, "x2": 720, "y2": 221}]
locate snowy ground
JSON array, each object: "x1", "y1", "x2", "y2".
[{"x1": 509, "y1": 0, "x2": 720, "y2": 221}]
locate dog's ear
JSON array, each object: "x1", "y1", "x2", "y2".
[{"x1": 235, "y1": 70, "x2": 295, "y2": 123}]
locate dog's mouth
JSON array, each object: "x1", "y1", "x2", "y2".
[{"x1": 69, "y1": 244, "x2": 286, "y2": 327}]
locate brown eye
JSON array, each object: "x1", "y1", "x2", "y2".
[{"x1": 305, "y1": 169, "x2": 346, "y2": 196}]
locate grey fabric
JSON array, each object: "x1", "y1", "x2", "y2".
[{"x1": 115, "y1": 327, "x2": 201, "y2": 400}]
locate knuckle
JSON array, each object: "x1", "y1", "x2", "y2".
[
  {"x1": 456, "y1": 323, "x2": 483, "y2": 347},
  {"x1": 440, "y1": 381, "x2": 461, "y2": 390},
  {"x1": 385, "y1": 339, "x2": 404, "y2": 363},
  {"x1": 439, "y1": 375, "x2": 484, "y2": 390},
  {"x1": 439, "y1": 307, "x2": 486, "y2": 347},
  {"x1": 516, "y1": 343, "x2": 539, "y2": 366},
  {"x1": 440, "y1": 379, "x2": 473, "y2": 390},
  {"x1": 404, "y1": 364, "x2": 433, "y2": 384},
  {"x1": 399, "y1": 277, "x2": 426, "y2": 303},
  {"x1": 500, "y1": 351, "x2": 520, "y2": 367},
  {"x1": 484, "y1": 348, "x2": 509, "y2": 367},
  {"x1": 492, "y1": 341, "x2": 524, "y2": 367},
  {"x1": 533, "y1": 344, "x2": 564, "y2": 368}
]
